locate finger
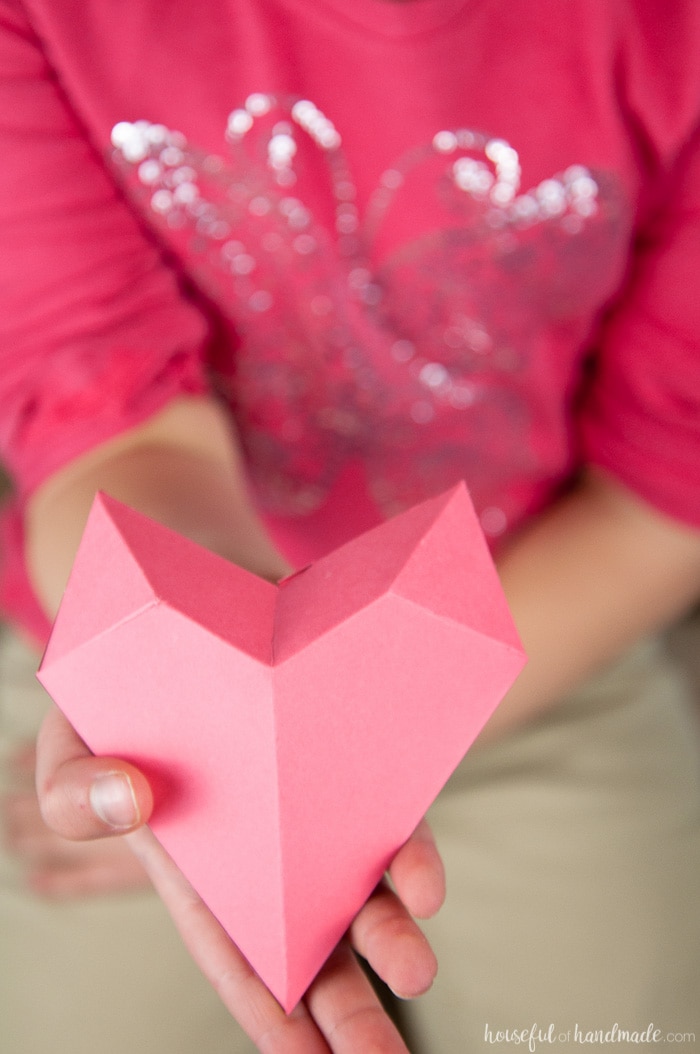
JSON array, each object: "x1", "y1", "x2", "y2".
[
  {"x1": 2, "y1": 790, "x2": 150, "y2": 885},
  {"x1": 388, "y1": 819, "x2": 445, "y2": 919},
  {"x1": 349, "y1": 881, "x2": 437, "y2": 1000},
  {"x1": 36, "y1": 704, "x2": 153, "y2": 839},
  {"x1": 7, "y1": 742, "x2": 37, "y2": 786},
  {"x1": 127, "y1": 828, "x2": 332, "y2": 1053},
  {"x1": 2, "y1": 790, "x2": 112, "y2": 865},
  {"x1": 27, "y1": 849, "x2": 151, "y2": 899},
  {"x1": 1, "y1": 791, "x2": 69, "y2": 861},
  {"x1": 305, "y1": 941, "x2": 411, "y2": 1053}
]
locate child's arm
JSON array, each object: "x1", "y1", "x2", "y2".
[
  {"x1": 484, "y1": 467, "x2": 700, "y2": 740},
  {"x1": 26, "y1": 395, "x2": 291, "y2": 614}
]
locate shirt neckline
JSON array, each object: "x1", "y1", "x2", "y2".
[{"x1": 309, "y1": 0, "x2": 472, "y2": 40}]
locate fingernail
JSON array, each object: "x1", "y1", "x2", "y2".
[
  {"x1": 388, "y1": 987, "x2": 412, "y2": 1001},
  {"x1": 89, "y1": 772, "x2": 140, "y2": 830}
]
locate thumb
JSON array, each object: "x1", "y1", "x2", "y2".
[{"x1": 36, "y1": 704, "x2": 153, "y2": 839}]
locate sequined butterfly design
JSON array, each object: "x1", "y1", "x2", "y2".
[{"x1": 110, "y1": 94, "x2": 626, "y2": 535}]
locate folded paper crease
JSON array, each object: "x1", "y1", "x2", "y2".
[{"x1": 38, "y1": 482, "x2": 526, "y2": 1011}]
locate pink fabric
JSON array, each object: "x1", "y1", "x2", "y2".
[{"x1": 1, "y1": 0, "x2": 699, "y2": 641}]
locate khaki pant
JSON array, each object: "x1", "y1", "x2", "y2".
[
  {"x1": 1, "y1": 627, "x2": 698, "y2": 1053},
  {"x1": 404, "y1": 638, "x2": 700, "y2": 1053}
]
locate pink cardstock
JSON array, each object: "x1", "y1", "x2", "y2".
[{"x1": 38, "y1": 483, "x2": 526, "y2": 1011}]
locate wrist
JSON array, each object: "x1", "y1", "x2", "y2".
[{"x1": 26, "y1": 402, "x2": 290, "y2": 616}]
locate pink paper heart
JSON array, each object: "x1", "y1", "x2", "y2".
[{"x1": 38, "y1": 483, "x2": 525, "y2": 1010}]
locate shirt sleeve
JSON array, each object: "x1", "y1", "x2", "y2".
[
  {"x1": 578, "y1": 126, "x2": 700, "y2": 529},
  {"x1": 0, "y1": 0, "x2": 210, "y2": 501}
]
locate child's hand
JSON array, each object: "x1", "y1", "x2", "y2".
[
  {"x1": 2, "y1": 743, "x2": 151, "y2": 897},
  {"x1": 36, "y1": 703, "x2": 444, "y2": 1053}
]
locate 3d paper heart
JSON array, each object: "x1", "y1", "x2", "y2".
[{"x1": 38, "y1": 483, "x2": 525, "y2": 1011}]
